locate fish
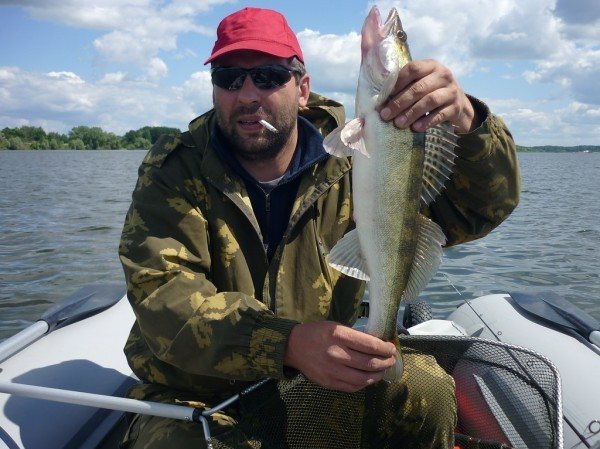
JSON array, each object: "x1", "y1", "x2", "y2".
[{"x1": 323, "y1": 6, "x2": 457, "y2": 380}]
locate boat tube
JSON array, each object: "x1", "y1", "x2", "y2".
[{"x1": 0, "y1": 284, "x2": 598, "y2": 449}]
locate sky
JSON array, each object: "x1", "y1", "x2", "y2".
[{"x1": 0, "y1": 0, "x2": 599, "y2": 146}]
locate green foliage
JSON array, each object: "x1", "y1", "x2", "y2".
[
  {"x1": 69, "y1": 126, "x2": 120, "y2": 149},
  {"x1": 517, "y1": 145, "x2": 599, "y2": 153},
  {"x1": 8, "y1": 136, "x2": 29, "y2": 150},
  {"x1": 70, "y1": 138, "x2": 86, "y2": 151},
  {"x1": 0, "y1": 125, "x2": 182, "y2": 150},
  {"x1": 1, "y1": 124, "x2": 596, "y2": 152},
  {"x1": 0, "y1": 132, "x2": 8, "y2": 150},
  {"x1": 121, "y1": 126, "x2": 180, "y2": 149}
]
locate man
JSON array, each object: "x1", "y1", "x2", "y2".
[{"x1": 119, "y1": 6, "x2": 520, "y2": 448}]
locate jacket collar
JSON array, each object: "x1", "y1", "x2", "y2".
[
  {"x1": 186, "y1": 93, "x2": 351, "y2": 219},
  {"x1": 209, "y1": 116, "x2": 329, "y2": 188}
]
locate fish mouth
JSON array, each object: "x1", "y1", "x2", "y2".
[{"x1": 382, "y1": 8, "x2": 407, "y2": 42}]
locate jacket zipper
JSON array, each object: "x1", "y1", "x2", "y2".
[
  {"x1": 263, "y1": 192, "x2": 271, "y2": 256},
  {"x1": 267, "y1": 168, "x2": 350, "y2": 313}
]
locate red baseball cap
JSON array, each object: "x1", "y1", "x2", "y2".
[{"x1": 204, "y1": 7, "x2": 304, "y2": 65}]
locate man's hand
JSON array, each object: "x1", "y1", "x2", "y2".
[
  {"x1": 379, "y1": 59, "x2": 480, "y2": 134},
  {"x1": 283, "y1": 321, "x2": 397, "y2": 393}
]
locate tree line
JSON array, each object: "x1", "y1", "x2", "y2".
[
  {"x1": 516, "y1": 145, "x2": 599, "y2": 153},
  {"x1": 1, "y1": 125, "x2": 598, "y2": 152},
  {"x1": 0, "y1": 125, "x2": 181, "y2": 150}
]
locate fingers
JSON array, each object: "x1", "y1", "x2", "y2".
[
  {"x1": 380, "y1": 59, "x2": 472, "y2": 133},
  {"x1": 395, "y1": 59, "x2": 441, "y2": 94},
  {"x1": 407, "y1": 91, "x2": 461, "y2": 131},
  {"x1": 283, "y1": 322, "x2": 398, "y2": 393},
  {"x1": 326, "y1": 341, "x2": 396, "y2": 371},
  {"x1": 330, "y1": 324, "x2": 396, "y2": 358},
  {"x1": 317, "y1": 345, "x2": 393, "y2": 392},
  {"x1": 320, "y1": 364, "x2": 387, "y2": 393}
]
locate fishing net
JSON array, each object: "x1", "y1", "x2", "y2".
[
  {"x1": 401, "y1": 335, "x2": 563, "y2": 449},
  {"x1": 205, "y1": 335, "x2": 562, "y2": 449}
]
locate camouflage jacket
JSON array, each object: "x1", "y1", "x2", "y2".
[{"x1": 119, "y1": 93, "x2": 520, "y2": 396}]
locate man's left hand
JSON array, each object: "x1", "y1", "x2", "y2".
[{"x1": 379, "y1": 59, "x2": 480, "y2": 134}]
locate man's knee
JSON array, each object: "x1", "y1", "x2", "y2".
[
  {"x1": 363, "y1": 352, "x2": 456, "y2": 449},
  {"x1": 403, "y1": 351, "x2": 456, "y2": 407},
  {"x1": 401, "y1": 352, "x2": 457, "y2": 448}
]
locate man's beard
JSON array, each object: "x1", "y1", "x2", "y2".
[{"x1": 215, "y1": 104, "x2": 297, "y2": 163}]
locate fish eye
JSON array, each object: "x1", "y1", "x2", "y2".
[{"x1": 396, "y1": 29, "x2": 407, "y2": 41}]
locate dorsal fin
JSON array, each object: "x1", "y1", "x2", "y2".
[{"x1": 421, "y1": 123, "x2": 458, "y2": 206}]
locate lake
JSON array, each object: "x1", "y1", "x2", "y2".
[{"x1": 1, "y1": 150, "x2": 599, "y2": 341}]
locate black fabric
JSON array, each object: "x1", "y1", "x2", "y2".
[{"x1": 211, "y1": 116, "x2": 329, "y2": 261}]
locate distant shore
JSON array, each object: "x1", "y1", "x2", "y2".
[
  {"x1": 1, "y1": 125, "x2": 598, "y2": 152},
  {"x1": 0, "y1": 125, "x2": 180, "y2": 151},
  {"x1": 3, "y1": 145, "x2": 599, "y2": 153},
  {"x1": 516, "y1": 145, "x2": 599, "y2": 153}
]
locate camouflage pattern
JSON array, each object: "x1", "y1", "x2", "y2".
[
  {"x1": 424, "y1": 94, "x2": 521, "y2": 245},
  {"x1": 119, "y1": 92, "x2": 519, "y2": 446},
  {"x1": 120, "y1": 352, "x2": 456, "y2": 449}
]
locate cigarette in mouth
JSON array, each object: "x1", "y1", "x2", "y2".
[{"x1": 259, "y1": 119, "x2": 278, "y2": 133}]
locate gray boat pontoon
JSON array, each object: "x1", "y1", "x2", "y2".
[{"x1": 1, "y1": 283, "x2": 598, "y2": 449}]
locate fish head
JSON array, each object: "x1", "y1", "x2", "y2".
[{"x1": 358, "y1": 6, "x2": 411, "y2": 108}]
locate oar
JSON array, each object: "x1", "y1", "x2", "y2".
[
  {"x1": 510, "y1": 291, "x2": 600, "y2": 348},
  {"x1": 0, "y1": 282, "x2": 125, "y2": 363},
  {"x1": 0, "y1": 378, "x2": 272, "y2": 449}
]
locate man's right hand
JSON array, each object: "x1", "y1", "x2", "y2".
[{"x1": 283, "y1": 321, "x2": 397, "y2": 393}]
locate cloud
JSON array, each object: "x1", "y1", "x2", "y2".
[
  {"x1": 371, "y1": 0, "x2": 567, "y2": 65},
  {"x1": 487, "y1": 96, "x2": 600, "y2": 146},
  {"x1": 176, "y1": 70, "x2": 214, "y2": 113},
  {"x1": 1, "y1": 0, "x2": 599, "y2": 146},
  {"x1": 46, "y1": 71, "x2": 85, "y2": 85},
  {"x1": 6, "y1": 0, "x2": 228, "y2": 78},
  {"x1": 524, "y1": 48, "x2": 600, "y2": 105},
  {"x1": 144, "y1": 57, "x2": 168, "y2": 81},
  {"x1": 370, "y1": 0, "x2": 600, "y2": 110},
  {"x1": 5, "y1": 0, "x2": 226, "y2": 29},
  {"x1": 297, "y1": 29, "x2": 361, "y2": 93},
  {"x1": 99, "y1": 72, "x2": 127, "y2": 84},
  {"x1": 369, "y1": 0, "x2": 491, "y2": 75},
  {"x1": 553, "y1": 0, "x2": 600, "y2": 24},
  {"x1": 0, "y1": 66, "x2": 213, "y2": 135}
]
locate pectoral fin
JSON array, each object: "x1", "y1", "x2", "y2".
[
  {"x1": 323, "y1": 118, "x2": 369, "y2": 157},
  {"x1": 327, "y1": 229, "x2": 370, "y2": 281}
]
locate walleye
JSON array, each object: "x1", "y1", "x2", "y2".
[{"x1": 323, "y1": 6, "x2": 457, "y2": 380}]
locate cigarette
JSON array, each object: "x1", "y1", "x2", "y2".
[{"x1": 259, "y1": 119, "x2": 278, "y2": 133}]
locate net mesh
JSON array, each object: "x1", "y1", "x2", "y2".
[
  {"x1": 401, "y1": 335, "x2": 562, "y2": 449},
  {"x1": 208, "y1": 335, "x2": 562, "y2": 449}
]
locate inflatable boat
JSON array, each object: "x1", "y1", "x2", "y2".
[{"x1": 0, "y1": 283, "x2": 598, "y2": 449}]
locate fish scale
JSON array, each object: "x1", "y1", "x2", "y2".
[
  {"x1": 323, "y1": 6, "x2": 456, "y2": 380},
  {"x1": 357, "y1": 126, "x2": 423, "y2": 341}
]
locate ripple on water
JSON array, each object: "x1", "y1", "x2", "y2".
[{"x1": 1, "y1": 151, "x2": 600, "y2": 340}]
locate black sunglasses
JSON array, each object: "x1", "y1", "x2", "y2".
[{"x1": 211, "y1": 64, "x2": 299, "y2": 90}]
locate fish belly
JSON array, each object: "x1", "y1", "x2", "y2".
[{"x1": 355, "y1": 116, "x2": 424, "y2": 341}]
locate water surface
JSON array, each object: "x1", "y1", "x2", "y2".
[{"x1": 1, "y1": 150, "x2": 599, "y2": 340}]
